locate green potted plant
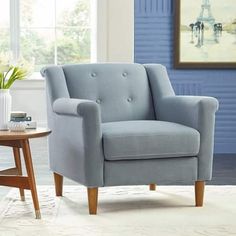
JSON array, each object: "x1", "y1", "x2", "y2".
[{"x1": 0, "y1": 56, "x2": 29, "y2": 130}]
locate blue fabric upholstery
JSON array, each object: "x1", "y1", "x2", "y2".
[
  {"x1": 158, "y1": 96, "x2": 219, "y2": 180},
  {"x1": 62, "y1": 63, "x2": 155, "y2": 122},
  {"x1": 104, "y1": 157, "x2": 198, "y2": 186},
  {"x1": 102, "y1": 120, "x2": 200, "y2": 161},
  {"x1": 41, "y1": 63, "x2": 218, "y2": 188}
]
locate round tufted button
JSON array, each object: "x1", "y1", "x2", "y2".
[
  {"x1": 127, "y1": 97, "x2": 132, "y2": 102},
  {"x1": 122, "y1": 72, "x2": 128, "y2": 77},
  {"x1": 91, "y1": 72, "x2": 97, "y2": 77},
  {"x1": 96, "y1": 99, "x2": 101, "y2": 104}
]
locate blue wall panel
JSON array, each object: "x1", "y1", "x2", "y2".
[{"x1": 134, "y1": 0, "x2": 236, "y2": 153}]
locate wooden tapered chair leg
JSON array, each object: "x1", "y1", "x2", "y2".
[
  {"x1": 54, "y1": 172, "x2": 63, "y2": 196},
  {"x1": 195, "y1": 181, "x2": 205, "y2": 207},
  {"x1": 87, "y1": 188, "x2": 98, "y2": 215},
  {"x1": 149, "y1": 184, "x2": 156, "y2": 191}
]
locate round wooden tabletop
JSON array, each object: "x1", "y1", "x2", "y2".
[{"x1": 0, "y1": 128, "x2": 51, "y2": 141}]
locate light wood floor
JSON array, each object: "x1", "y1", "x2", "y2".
[{"x1": 0, "y1": 138, "x2": 236, "y2": 200}]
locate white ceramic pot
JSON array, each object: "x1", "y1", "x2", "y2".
[{"x1": 0, "y1": 89, "x2": 12, "y2": 130}]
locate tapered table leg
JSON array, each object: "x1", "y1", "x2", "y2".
[
  {"x1": 21, "y1": 139, "x2": 41, "y2": 219},
  {"x1": 13, "y1": 147, "x2": 25, "y2": 201}
]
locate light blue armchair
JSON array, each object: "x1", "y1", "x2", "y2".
[{"x1": 41, "y1": 63, "x2": 218, "y2": 214}]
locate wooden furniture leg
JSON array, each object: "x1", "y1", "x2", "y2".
[
  {"x1": 13, "y1": 147, "x2": 25, "y2": 201},
  {"x1": 195, "y1": 181, "x2": 205, "y2": 207},
  {"x1": 149, "y1": 183, "x2": 156, "y2": 191},
  {"x1": 21, "y1": 139, "x2": 41, "y2": 219},
  {"x1": 54, "y1": 172, "x2": 63, "y2": 196},
  {"x1": 87, "y1": 188, "x2": 98, "y2": 215}
]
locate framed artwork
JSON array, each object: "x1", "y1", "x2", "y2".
[{"x1": 174, "y1": 0, "x2": 236, "y2": 69}]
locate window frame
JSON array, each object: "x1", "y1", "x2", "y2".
[
  {"x1": 10, "y1": 0, "x2": 20, "y2": 64},
  {"x1": 8, "y1": 0, "x2": 95, "y2": 79},
  {"x1": 5, "y1": 0, "x2": 134, "y2": 80}
]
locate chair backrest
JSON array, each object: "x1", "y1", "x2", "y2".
[{"x1": 42, "y1": 63, "x2": 156, "y2": 123}]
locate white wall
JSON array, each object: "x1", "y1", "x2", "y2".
[
  {"x1": 96, "y1": 0, "x2": 134, "y2": 62},
  {"x1": 11, "y1": 0, "x2": 134, "y2": 126},
  {"x1": 11, "y1": 79, "x2": 47, "y2": 127}
]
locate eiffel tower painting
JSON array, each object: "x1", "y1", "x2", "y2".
[
  {"x1": 197, "y1": 0, "x2": 215, "y2": 25},
  {"x1": 176, "y1": 0, "x2": 236, "y2": 68}
]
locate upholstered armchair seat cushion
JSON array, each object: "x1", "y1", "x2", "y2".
[{"x1": 102, "y1": 120, "x2": 200, "y2": 161}]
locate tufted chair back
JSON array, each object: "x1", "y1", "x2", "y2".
[{"x1": 61, "y1": 63, "x2": 156, "y2": 122}]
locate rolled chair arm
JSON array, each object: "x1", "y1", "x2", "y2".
[
  {"x1": 158, "y1": 96, "x2": 219, "y2": 129},
  {"x1": 51, "y1": 97, "x2": 103, "y2": 187},
  {"x1": 53, "y1": 98, "x2": 100, "y2": 118},
  {"x1": 158, "y1": 95, "x2": 219, "y2": 181}
]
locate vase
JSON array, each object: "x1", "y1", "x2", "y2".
[{"x1": 0, "y1": 89, "x2": 12, "y2": 130}]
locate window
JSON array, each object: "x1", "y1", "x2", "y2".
[{"x1": 0, "y1": 0, "x2": 92, "y2": 72}]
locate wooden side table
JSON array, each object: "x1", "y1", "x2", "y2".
[{"x1": 0, "y1": 128, "x2": 51, "y2": 219}]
